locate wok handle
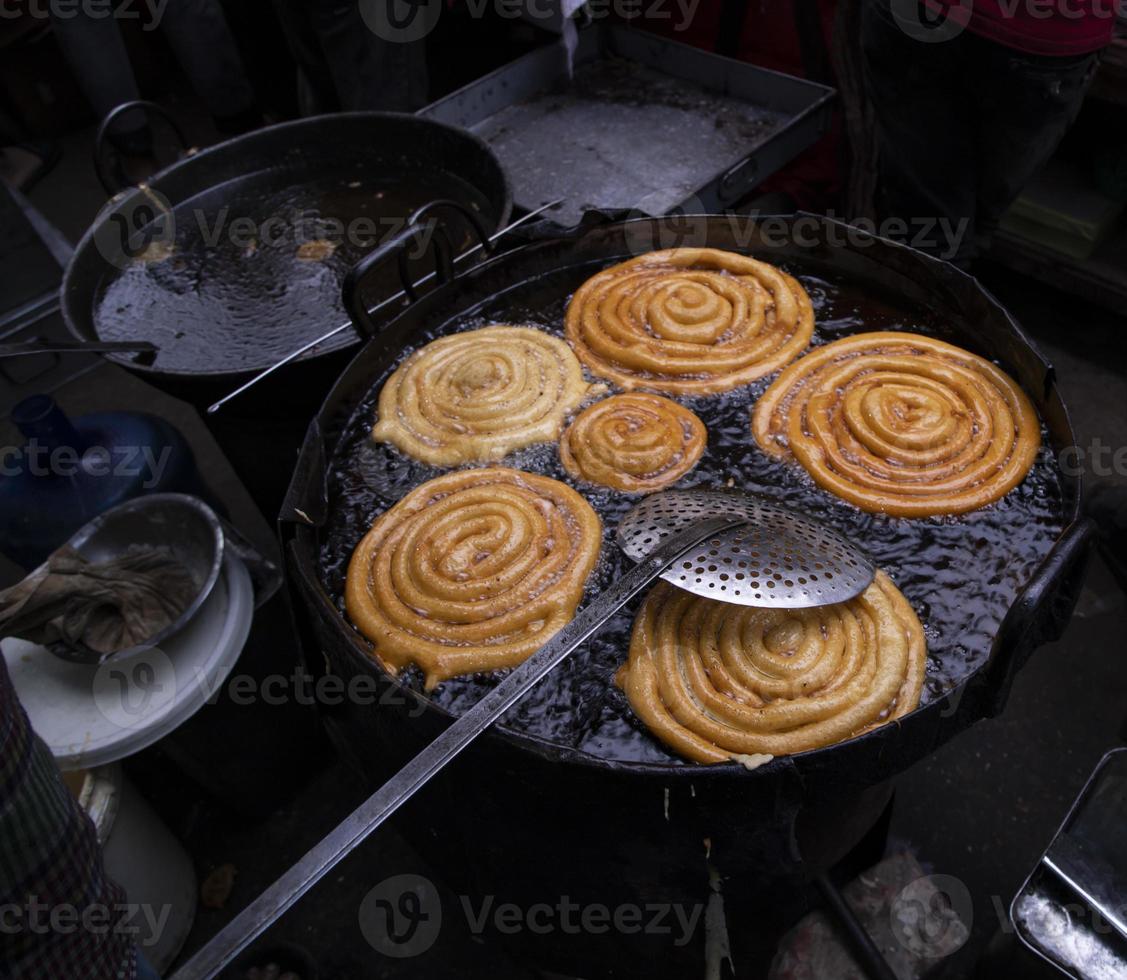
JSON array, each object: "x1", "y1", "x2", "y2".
[
  {"x1": 168, "y1": 516, "x2": 746, "y2": 980},
  {"x1": 409, "y1": 197, "x2": 493, "y2": 254},
  {"x1": 93, "y1": 100, "x2": 189, "y2": 196},
  {"x1": 340, "y1": 199, "x2": 493, "y2": 339},
  {"x1": 984, "y1": 516, "x2": 1095, "y2": 715},
  {"x1": 340, "y1": 222, "x2": 435, "y2": 338}
]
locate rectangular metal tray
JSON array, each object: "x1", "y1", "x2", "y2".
[
  {"x1": 420, "y1": 24, "x2": 835, "y2": 228},
  {"x1": 1013, "y1": 748, "x2": 1127, "y2": 979}
]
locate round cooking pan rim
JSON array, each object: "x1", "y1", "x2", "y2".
[
  {"x1": 60, "y1": 110, "x2": 513, "y2": 378},
  {"x1": 290, "y1": 211, "x2": 1083, "y2": 780},
  {"x1": 302, "y1": 556, "x2": 969, "y2": 779},
  {"x1": 300, "y1": 551, "x2": 967, "y2": 779}
]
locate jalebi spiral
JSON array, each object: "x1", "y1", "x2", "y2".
[
  {"x1": 559, "y1": 393, "x2": 707, "y2": 493},
  {"x1": 372, "y1": 325, "x2": 601, "y2": 466},
  {"x1": 751, "y1": 331, "x2": 1041, "y2": 517},
  {"x1": 616, "y1": 571, "x2": 927, "y2": 764},
  {"x1": 564, "y1": 248, "x2": 814, "y2": 395},
  {"x1": 345, "y1": 467, "x2": 601, "y2": 689}
]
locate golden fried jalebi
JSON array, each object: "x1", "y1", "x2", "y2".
[
  {"x1": 372, "y1": 325, "x2": 600, "y2": 466},
  {"x1": 564, "y1": 248, "x2": 814, "y2": 395},
  {"x1": 559, "y1": 393, "x2": 706, "y2": 493},
  {"x1": 751, "y1": 331, "x2": 1041, "y2": 517},
  {"x1": 345, "y1": 468, "x2": 601, "y2": 689},
  {"x1": 616, "y1": 571, "x2": 926, "y2": 764}
]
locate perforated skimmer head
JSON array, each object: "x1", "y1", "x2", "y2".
[{"x1": 616, "y1": 489, "x2": 875, "y2": 608}]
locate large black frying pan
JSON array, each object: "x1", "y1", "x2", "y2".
[
  {"x1": 60, "y1": 102, "x2": 512, "y2": 418},
  {"x1": 282, "y1": 214, "x2": 1092, "y2": 977}
]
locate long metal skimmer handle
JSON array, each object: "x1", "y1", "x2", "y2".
[{"x1": 170, "y1": 515, "x2": 746, "y2": 980}]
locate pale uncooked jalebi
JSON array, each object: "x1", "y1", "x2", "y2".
[
  {"x1": 617, "y1": 571, "x2": 926, "y2": 764},
  {"x1": 564, "y1": 248, "x2": 814, "y2": 395},
  {"x1": 372, "y1": 325, "x2": 601, "y2": 466},
  {"x1": 559, "y1": 393, "x2": 707, "y2": 493},
  {"x1": 751, "y1": 331, "x2": 1041, "y2": 517},
  {"x1": 345, "y1": 467, "x2": 601, "y2": 689}
]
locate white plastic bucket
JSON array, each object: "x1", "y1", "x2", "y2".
[{"x1": 74, "y1": 764, "x2": 197, "y2": 973}]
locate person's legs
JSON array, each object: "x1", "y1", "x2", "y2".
[
  {"x1": 860, "y1": 0, "x2": 979, "y2": 264},
  {"x1": 49, "y1": 11, "x2": 149, "y2": 151},
  {"x1": 158, "y1": 0, "x2": 261, "y2": 131},
  {"x1": 973, "y1": 46, "x2": 1099, "y2": 252},
  {"x1": 270, "y1": 0, "x2": 340, "y2": 113},
  {"x1": 309, "y1": 0, "x2": 429, "y2": 112}
]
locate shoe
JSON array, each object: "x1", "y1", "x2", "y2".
[{"x1": 0, "y1": 142, "x2": 61, "y2": 193}]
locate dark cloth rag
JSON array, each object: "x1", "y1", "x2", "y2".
[{"x1": 0, "y1": 545, "x2": 198, "y2": 658}]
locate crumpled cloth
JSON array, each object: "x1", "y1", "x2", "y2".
[{"x1": 0, "y1": 545, "x2": 198, "y2": 658}]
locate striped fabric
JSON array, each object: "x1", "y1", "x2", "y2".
[{"x1": 0, "y1": 656, "x2": 135, "y2": 980}]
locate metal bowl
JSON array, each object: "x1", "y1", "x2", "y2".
[{"x1": 52, "y1": 493, "x2": 224, "y2": 664}]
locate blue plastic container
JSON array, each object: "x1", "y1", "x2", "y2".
[{"x1": 0, "y1": 395, "x2": 209, "y2": 570}]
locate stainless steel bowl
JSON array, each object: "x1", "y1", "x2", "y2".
[{"x1": 51, "y1": 493, "x2": 224, "y2": 664}]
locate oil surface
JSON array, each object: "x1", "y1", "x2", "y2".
[
  {"x1": 93, "y1": 163, "x2": 493, "y2": 374},
  {"x1": 318, "y1": 261, "x2": 1066, "y2": 765}
]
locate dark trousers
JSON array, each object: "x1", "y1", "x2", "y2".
[
  {"x1": 51, "y1": 0, "x2": 256, "y2": 131},
  {"x1": 860, "y1": 0, "x2": 1098, "y2": 265},
  {"x1": 271, "y1": 0, "x2": 429, "y2": 112}
]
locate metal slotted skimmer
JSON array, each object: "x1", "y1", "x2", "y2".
[
  {"x1": 172, "y1": 489, "x2": 873, "y2": 979},
  {"x1": 618, "y1": 488, "x2": 876, "y2": 607}
]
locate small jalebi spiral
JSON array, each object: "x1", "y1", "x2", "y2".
[
  {"x1": 345, "y1": 468, "x2": 602, "y2": 689},
  {"x1": 564, "y1": 248, "x2": 814, "y2": 395},
  {"x1": 372, "y1": 325, "x2": 601, "y2": 466},
  {"x1": 559, "y1": 393, "x2": 707, "y2": 493},
  {"x1": 751, "y1": 331, "x2": 1041, "y2": 517},
  {"x1": 617, "y1": 571, "x2": 927, "y2": 764}
]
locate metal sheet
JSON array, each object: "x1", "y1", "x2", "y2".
[
  {"x1": 1014, "y1": 749, "x2": 1127, "y2": 979},
  {"x1": 420, "y1": 25, "x2": 835, "y2": 228}
]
